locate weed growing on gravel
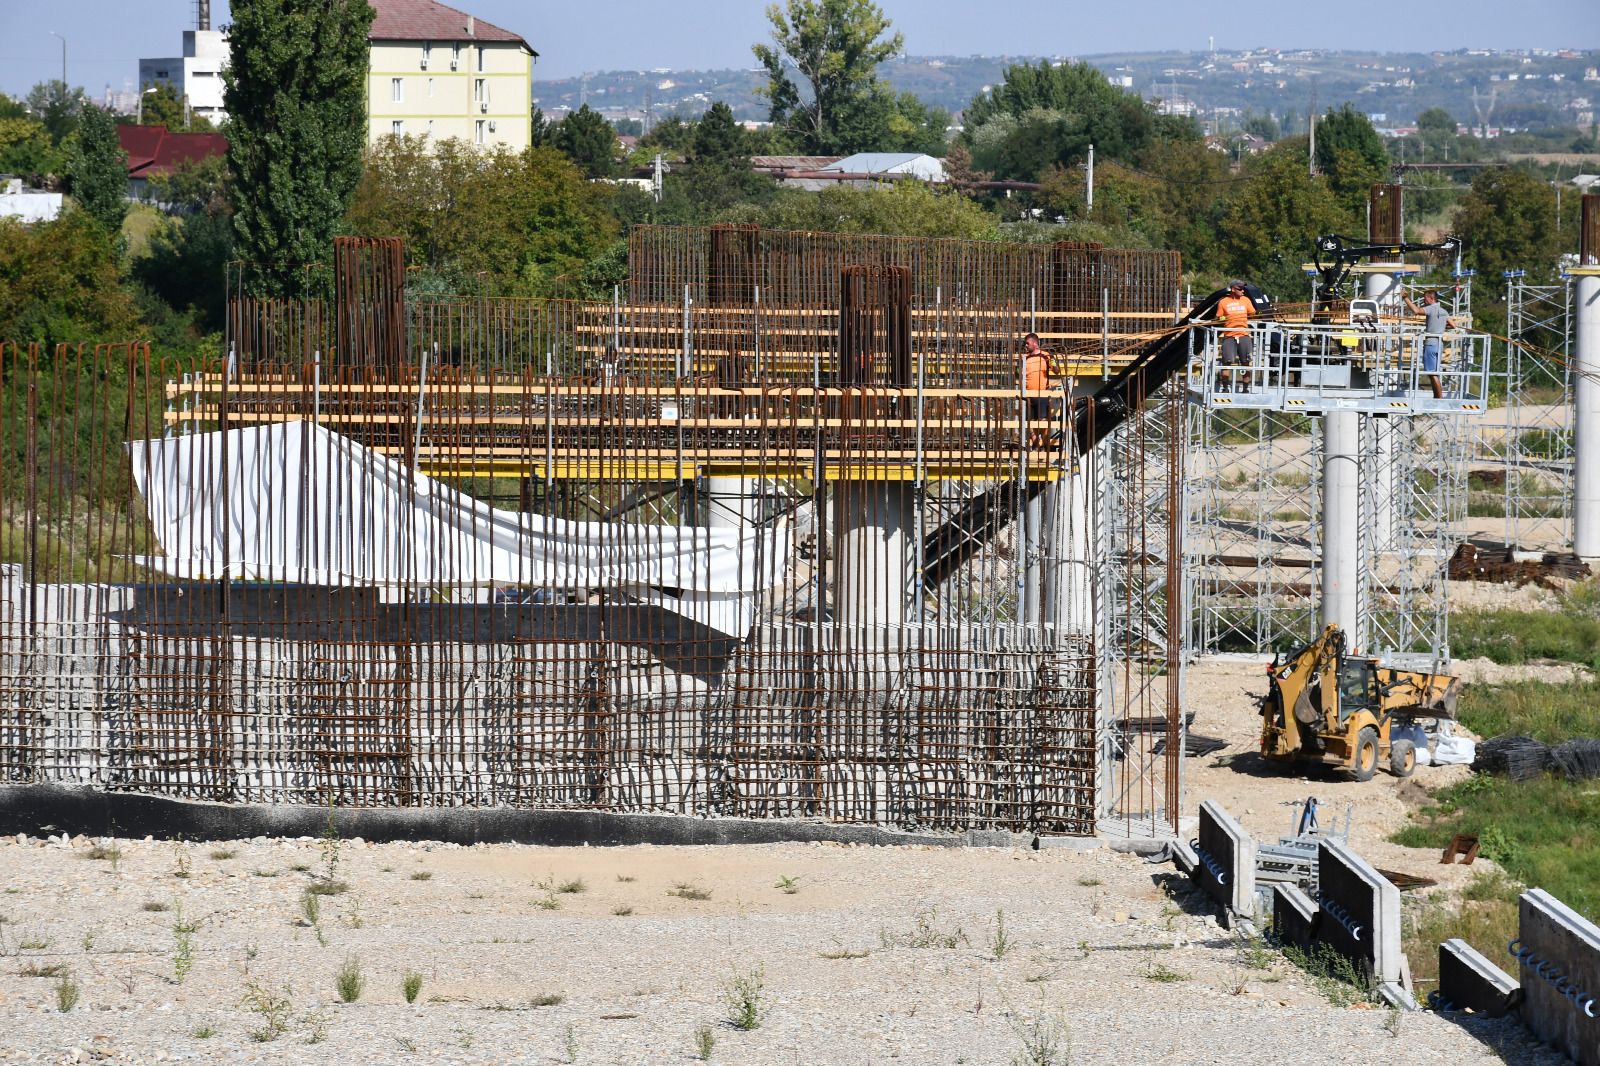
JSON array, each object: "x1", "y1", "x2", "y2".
[
  {"x1": 1238, "y1": 935, "x2": 1275, "y2": 971},
  {"x1": 1009, "y1": 1012, "x2": 1070, "y2": 1066},
  {"x1": 556, "y1": 877, "x2": 586, "y2": 894},
  {"x1": 531, "y1": 992, "x2": 565, "y2": 1006},
  {"x1": 304, "y1": 1007, "x2": 331, "y2": 1044},
  {"x1": 334, "y1": 956, "x2": 365, "y2": 1003},
  {"x1": 616, "y1": 874, "x2": 636, "y2": 883},
  {"x1": 244, "y1": 943, "x2": 259, "y2": 961},
  {"x1": 612, "y1": 905, "x2": 634, "y2": 916},
  {"x1": 318, "y1": 803, "x2": 344, "y2": 886},
  {"x1": 171, "y1": 840, "x2": 191, "y2": 880},
  {"x1": 291, "y1": 863, "x2": 311, "y2": 873},
  {"x1": 171, "y1": 905, "x2": 198, "y2": 983},
  {"x1": 86, "y1": 844, "x2": 122, "y2": 863},
  {"x1": 693, "y1": 1024, "x2": 716, "y2": 1060},
  {"x1": 190, "y1": 1025, "x2": 216, "y2": 1039},
  {"x1": 20, "y1": 962, "x2": 67, "y2": 978},
  {"x1": 669, "y1": 882, "x2": 712, "y2": 901},
  {"x1": 562, "y1": 1024, "x2": 579, "y2": 1063},
  {"x1": 55, "y1": 972, "x2": 80, "y2": 1012},
  {"x1": 881, "y1": 909, "x2": 967, "y2": 950},
  {"x1": 253, "y1": 869, "x2": 278, "y2": 878},
  {"x1": 141, "y1": 900, "x2": 169, "y2": 913},
  {"x1": 1282, "y1": 943, "x2": 1376, "y2": 1008},
  {"x1": 402, "y1": 971, "x2": 423, "y2": 1004},
  {"x1": 410, "y1": 870, "x2": 433, "y2": 882},
  {"x1": 81, "y1": 927, "x2": 98, "y2": 952},
  {"x1": 818, "y1": 946, "x2": 870, "y2": 960},
  {"x1": 395, "y1": 1036, "x2": 417, "y2": 1053},
  {"x1": 774, "y1": 875, "x2": 800, "y2": 894},
  {"x1": 533, "y1": 886, "x2": 561, "y2": 910},
  {"x1": 1385, "y1": 1006, "x2": 1403, "y2": 1038},
  {"x1": 18, "y1": 935, "x2": 50, "y2": 951},
  {"x1": 723, "y1": 965, "x2": 766, "y2": 1031},
  {"x1": 989, "y1": 910, "x2": 1013, "y2": 960},
  {"x1": 299, "y1": 890, "x2": 321, "y2": 928},
  {"x1": 210, "y1": 848, "x2": 237, "y2": 861},
  {"x1": 306, "y1": 879, "x2": 349, "y2": 897},
  {"x1": 240, "y1": 973, "x2": 294, "y2": 1030},
  {"x1": 1142, "y1": 955, "x2": 1188, "y2": 984},
  {"x1": 341, "y1": 893, "x2": 364, "y2": 929},
  {"x1": 453, "y1": 1025, "x2": 475, "y2": 1049}
]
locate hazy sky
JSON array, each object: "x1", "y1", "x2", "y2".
[{"x1": 1, "y1": 0, "x2": 1596, "y2": 98}]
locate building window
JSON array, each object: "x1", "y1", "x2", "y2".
[
  {"x1": 476, "y1": 44, "x2": 485, "y2": 71},
  {"x1": 451, "y1": 42, "x2": 461, "y2": 69},
  {"x1": 427, "y1": 119, "x2": 434, "y2": 137},
  {"x1": 427, "y1": 77, "x2": 434, "y2": 98},
  {"x1": 474, "y1": 78, "x2": 487, "y2": 106},
  {"x1": 392, "y1": 120, "x2": 403, "y2": 137},
  {"x1": 421, "y1": 42, "x2": 431, "y2": 69},
  {"x1": 475, "y1": 119, "x2": 486, "y2": 145},
  {"x1": 390, "y1": 77, "x2": 403, "y2": 103}
]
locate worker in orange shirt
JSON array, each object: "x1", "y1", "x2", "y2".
[
  {"x1": 1021, "y1": 331, "x2": 1053, "y2": 441},
  {"x1": 1215, "y1": 280, "x2": 1255, "y2": 393}
]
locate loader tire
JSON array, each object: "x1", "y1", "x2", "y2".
[
  {"x1": 1352, "y1": 727, "x2": 1379, "y2": 781},
  {"x1": 1389, "y1": 739, "x2": 1417, "y2": 778}
]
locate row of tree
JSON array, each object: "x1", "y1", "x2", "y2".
[{"x1": 0, "y1": 0, "x2": 1586, "y2": 356}]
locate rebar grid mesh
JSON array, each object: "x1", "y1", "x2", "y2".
[{"x1": 2, "y1": 229, "x2": 1184, "y2": 835}]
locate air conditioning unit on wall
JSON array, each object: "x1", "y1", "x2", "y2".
[
  {"x1": 479, "y1": 101, "x2": 489, "y2": 113},
  {"x1": 487, "y1": 121, "x2": 496, "y2": 132}
]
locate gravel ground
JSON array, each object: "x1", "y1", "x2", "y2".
[{"x1": 0, "y1": 830, "x2": 1562, "y2": 1066}]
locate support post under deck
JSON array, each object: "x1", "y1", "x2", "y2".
[{"x1": 1322, "y1": 411, "x2": 1361, "y2": 642}]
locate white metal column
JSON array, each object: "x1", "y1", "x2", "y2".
[
  {"x1": 1574, "y1": 270, "x2": 1600, "y2": 559},
  {"x1": 1322, "y1": 410, "x2": 1361, "y2": 640}
]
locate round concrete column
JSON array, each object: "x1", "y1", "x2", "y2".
[
  {"x1": 1024, "y1": 469, "x2": 1095, "y2": 634},
  {"x1": 832, "y1": 481, "x2": 916, "y2": 627},
  {"x1": 702, "y1": 475, "x2": 759, "y2": 531},
  {"x1": 1574, "y1": 272, "x2": 1600, "y2": 559},
  {"x1": 1322, "y1": 411, "x2": 1362, "y2": 641}
]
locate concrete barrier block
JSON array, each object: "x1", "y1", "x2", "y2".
[
  {"x1": 1317, "y1": 839, "x2": 1402, "y2": 986},
  {"x1": 1193, "y1": 799, "x2": 1256, "y2": 926},
  {"x1": 1170, "y1": 839, "x2": 1198, "y2": 878},
  {"x1": 1437, "y1": 938, "x2": 1520, "y2": 1018},
  {"x1": 1515, "y1": 888, "x2": 1600, "y2": 1065},
  {"x1": 1273, "y1": 883, "x2": 1317, "y2": 952}
]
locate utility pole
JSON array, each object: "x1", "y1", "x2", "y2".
[
  {"x1": 1308, "y1": 88, "x2": 1318, "y2": 176},
  {"x1": 1086, "y1": 143, "x2": 1094, "y2": 212}
]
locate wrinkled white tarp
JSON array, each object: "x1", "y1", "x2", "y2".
[{"x1": 127, "y1": 421, "x2": 785, "y2": 636}]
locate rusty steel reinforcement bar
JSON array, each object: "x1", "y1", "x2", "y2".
[{"x1": 3, "y1": 228, "x2": 1183, "y2": 835}]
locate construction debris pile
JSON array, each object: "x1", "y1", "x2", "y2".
[{"x1": 1446, "y1": 542, "x2": 1591, "y2": 590}]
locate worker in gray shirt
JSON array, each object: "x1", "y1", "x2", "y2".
[{"x1": 1402, "y1": 288, "x2": 1452, "y2": 399}]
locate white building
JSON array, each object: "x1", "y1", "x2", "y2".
[
  {"x1": 139, "y1": 30, "x2": 230, "y2": 124},
  {"x1": 366, "y1": 0, "x2": 537, "y2": 150},
  {"x1": 819, "y1": 153, "x2": 948, "y2": 183}
]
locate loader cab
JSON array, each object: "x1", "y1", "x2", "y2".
[{"x1": 1335, "y1": 657, "x2": 1379, "y2": 724}]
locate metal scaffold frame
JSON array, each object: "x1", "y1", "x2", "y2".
[{"x1": 1470, "y1": 275, "x2": 1574, "y2": 551}]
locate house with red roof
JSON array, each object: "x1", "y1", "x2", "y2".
[
  {"x1": 366, "y1": 0, "x2": 537, "y2": 150},
  {"x1": 117, "y1": 124, "x2": 228, "y2": 200}
]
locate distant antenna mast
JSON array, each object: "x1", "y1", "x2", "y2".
[{"x1": 196, "y1": 0, "x2": 210, "y2": 32}]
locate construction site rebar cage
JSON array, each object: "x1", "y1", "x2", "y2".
[{"x1": 2, "y1": 227, "x2": 1186, "y2": 837}]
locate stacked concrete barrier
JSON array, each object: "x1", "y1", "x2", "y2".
[
  {"x1": 1272, "y1": 884, "x2": 1317, "y2": 951},
  {"x1": 1513, "y1": 889, "x2": 1600, "y2": 1065},
  {"x1": 1437, "y1": 939, "x2": 1520, "y2": 1018},
  {"x1": 1316, "y1": 839, "x2": 1403, "y2": 987},
  {"x1": 1192, "y1": 800, "x2": 1257, "y2": 927}
]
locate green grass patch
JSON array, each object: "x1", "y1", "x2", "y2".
[
  {"x1": 1450, "y1": 581, "x2": 1600, "y2": 670},
  {"x1": 1394, "y1": 678, "x2": 1600, "y2": 985}
]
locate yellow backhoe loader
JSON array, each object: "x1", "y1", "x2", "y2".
[{"x1": 1258, "y1": 625, "x2": 1459, "y2": 779}]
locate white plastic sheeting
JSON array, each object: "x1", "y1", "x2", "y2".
[{"x1": 127, "y1": 421, "x2": 786, "y2": 636}]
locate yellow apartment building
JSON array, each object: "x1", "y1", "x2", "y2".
[{"x1": 366, "y1": 0, "x2": 537, "y2": 150}]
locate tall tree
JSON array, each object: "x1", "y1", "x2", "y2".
[
  {"x1": 752, "y1": 0, "x2": 903, "y2": 155},
  {"x1": 1453, "y1": 167, "x2": 1564, "y2": 282},
  {"x1": 1313, "y1": 104, "x2": 1389, "y2": 216},
  {"x1": 552, "y1": 105, "x2": 617, "y2": 179},
  {"x1": 25, "y1": 81, "x2": 87, "y2": 145},
  {"x1": 69, "y1": 105, "x2": 129, "y2": 237},
  {"x1": 224, "y1": 0, "x2": 374, "y2": 298},
  {"x1": 1219, "y1": 139, "x2": 1353, "y2": 302},
  {"x1": 138, "y1": 82, "x2": 215, "y2": 132}
]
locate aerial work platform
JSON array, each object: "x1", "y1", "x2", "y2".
[{"x1": 1186, "y1": 318, "x2": 1491, "y2": 416}]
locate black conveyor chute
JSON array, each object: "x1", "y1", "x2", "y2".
[{"x1": 919, "y1": 290, "x2": 1224, "y2": 592}]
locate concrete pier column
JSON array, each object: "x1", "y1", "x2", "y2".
[
  {"x1": 832, "y1": 480, "x2": 916, "y2": 627},
  {"x1": 1574, "y1": 270, "x2": 1600, "y2": 559},
  {"x1": 1024, "y1": 467, "x2": 1095, "y2": 634},
  {"x1": 702, "y1": 475, "x2": 759, "y2": 531},
  {"x1": 1363, "y1": 267, "x2": 1404, "y2": 549},
  {"x1": 1322, "y1": 411, "x2": 1361, "y2": 641}
]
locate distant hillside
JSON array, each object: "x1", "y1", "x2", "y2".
[{"x1": 533, "y1": 49, "x2": 1600, "y2": 133}]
